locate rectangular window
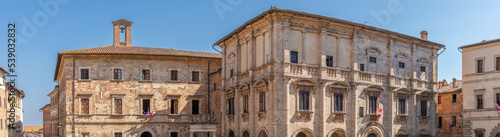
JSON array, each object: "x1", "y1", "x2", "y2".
[
  {"x1": 477, "y1": 133, "x2": 484, "y2": 137},
  {"x1": 299, "y1": 90, "x2": 310, "y2": 111},
  {"x1": 452, "y1": 94, "x2": 457, "y2": 103},
  {"x1": 438, "y1": 95, "x2": 441, "y2": 104},
  {"x1": 369, "y1": 96, "x2": 377, "y2": 114},
  {"x1": 359, "y1": 107, "x2": 364, "y2": 117},
  {"x1": 142, "y1": 69, "x2": 150, "y2": 80},
  {"x1": 81, "y1": 69, "x2": 89, "y2": 80},
  {"x1": 438, "y1": 117, "x2": 442, "y2": 128},
  {"x1": 142, "y1": 99, "x2": 150, "y2": 113},
  {"x1": 230, "y1": 69, "x2": 234, "y2": 77},
  {"x1": 192, "y1": 71, "x2": 199, "y2": 81},
  {"x1": 81, "y1": 99, "x2": 89, "y2": 114},
  {"x1": 114, "y1": 132, "x2": 123, "y2": 137},
  {"x1": 477, "y1": 59, "x2": 483, "y2": 73},
  {"x1": 399, "y1": 98, "x2": 406, "y2": 115},
  {"x1": 192, "y1": 100, "x2": 199, "y2": 114},
  {"x1": 369, "y1": 57, "x2": 377, "y2": 63},
  {"x1": 170, "y1": 70, "x2": 178, "y2": 81},
  {"x1": 214, "y1": 83, "x2": 217, "y2": 91},
  {"x1": 399, "y1": 62, "x2": 405, "y2": 68},
  {"x1": 290, "y1": 51, "x2": 298, "y2": 63},
  {"x1": 326, "y1": 55, "x2": 333, "y2": 67},
  {"x1": 360, "y1": 64, "x2": 365, "y2": 71},
  {"x1": 420, "y1": 66, "x2": 426, "y2": 72},
  {"x1": 496, "y1": 57, "x2": 500, "y2": 70},
  {"x1": 114, "y1": 99, "x2": 122, "y2": 114},
  {"x1": 259, "y1": 92, "x2": 266, "y2": 112},
  {"x1": 243, "y1": 95, "x2": 248, "y2": 113},
  {"x1": 170, "y1": 99, "x2": 178, "y2": 114},
  {"x1": 113, "y1": 69, "x2": 122, "y2": 80},
  {"x1": 227, "y1": 98, "x2": 234, "y2": 114},
  {"x1": 496, "y1": 93, "x2": 500, "y2": 105},
  {"x1": 452, "y1": 116, "x2": 457, "y2": 127},
  {"x1": 170, "y1": 132, "x2": 178, "y2": 137},
  {"x1": 334, "y1": 93, "x2": 343, "y2": 112},
  {"x1": 477, "y1": 94, "x2": 483, "y2": 109},
  {"x1": 421, "y1": 100, "x2": 427, "y2": 116}
]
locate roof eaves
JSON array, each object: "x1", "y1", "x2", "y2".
[{"x1": 459, "y1": 38, "x2": 500, "y2": 49}]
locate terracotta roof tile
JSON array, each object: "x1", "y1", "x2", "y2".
[{"x1": 59, "y1": 46, "x2": 221, "y2": 58}]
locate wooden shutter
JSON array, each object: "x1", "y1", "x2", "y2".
[
  {"x1": 81, "y1": 99, "x2": 89, "y2": 114},
  {"x1": 115, "y1": 99, "x2": 122, "y2": 114}
]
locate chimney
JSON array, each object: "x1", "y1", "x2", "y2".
[
  {"x1": 438, "y1": 81, "x2": 442, "y2": 89},
  {"x1": 452, "y1": 78, "x2": 456, "y2": 88},
  {"x1": 420, "y1": 30, "x2": 428, "y2": 40}
]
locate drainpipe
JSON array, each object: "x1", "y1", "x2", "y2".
[
  {"x1": 207, "y1": 59, "x2": 212, "y2": 122},
  {"x1": 72, "y1": 55, "x2": 76, "y2": 137}
]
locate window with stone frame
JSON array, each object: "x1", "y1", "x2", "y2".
[
  {"x1": 359, "y1": 64, "x2": 365, "y2": 71},
  {"x1": 496, "y1": 57, "x2": 500, "y2": 71},
  {"x1": 114, "y1": 132, "x2": 123, "y2": 137},
  {"x1": 420, "y1": 100, "x2": 427, "y2": 116},
  {"x1": 290, "y1": 51, "x2": 298, "y2": 64},
  {"x1": 227, "y1": 98, "x2": 234, "y2": 114},
  {"x1": 114, "y1": 99, "x2": 122, "y2": 114},
  {"x1": 476, "y1": 94, "x2": 483, "y2": 109},
  {"x1": 330, "y1": 84, "x2": 348, "y2": 113},
  {"x1": 326, "y1": 55, "x2": 333, "y2": 67},
  {"x1": 369, "y1": 57, "x2": 377, "y2": 63},
  {"x1": 80, "y1": 69, "x2": 89, "y2": 80},
  {"x1": 477, "y1": 59, "x2": 484, "y2": 73},
  {"x1": 243, "y1": 95, "x2": 249, "y2": 113},
  {"x1": 420, "y1": 66, "x2": 426, "y2": 72},
  {"x1": 259, "y1": 92, "x2": 265, "y2": 112},
  {"x1": 399, "y1": 98, "x2": 406, "y2": 115},
  {"x1": 142, "y1": 99, "x2": 150, "y2": 113},
  {"x1": 334, "y1": 93, "x2": 343, "y2": 112},
  {"x1": 369, "y1": 96, "x2": 377, "y2": 114},
  {"x1": 192, "y1": 71, "x2": 199, "y2": 82},
  {"x1": 113, "y1": 69, "x2": 122, "y2": 80},
  {"x1": 299, "y1": 90, "x2": 310, "y2": 111},
  {"x1": 142, "y1": 69, "x2": 150, "y2": 80},
  {"x1": 399, "y1": 62, "x2": 405, "y2": 68},
  {"x1": 81, "y1": 98, "x2": 89, "y2": 114},
  {"x1": 452, "y1": 94, "x2": 457, "y2": 103},
  {"x1": 170, "y1": 99, "x2": 178, "y2": 114},
  {"x1": 170, "y1": 70, "x2": 178, "y2": 81},
  {"x1": 192, "y1": 100, "x2": 199, "y2": 115},
  {"x1": 496, "y1": 93, "x2": 500, "y2": 105}
]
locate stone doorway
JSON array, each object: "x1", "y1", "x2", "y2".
[
  {"x1": 242, "y1": 131, "x2": 250, "y2": 137},
  {"x1": 140, "y1": 131, "x2": 153, "y2": 137},
  {"x1": 367, "y1": 133, "x2": 377, "y2": 137},
  {"x1": 330, "y1": 130, "x2": 345, "y2": 137}
]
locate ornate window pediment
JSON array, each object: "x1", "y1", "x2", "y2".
[
  {"x1": 366, "y1": 47, "x2": 381, "y2": 55},
  {"x1": 395, "y1": 53, "x2": 409, "y2": 60}
]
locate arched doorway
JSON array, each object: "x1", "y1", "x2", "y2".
[
  {"x1": 140, "y1": 132, "x2": 152, "y2": 137},
  {"x1": 297, "y1": 132, "x2": 307, "y2": 137},
  {"x1": 242, "y1": 131, "x2": 250, "y2": 137},
  {"x1": 258, "y1": 130, "x2": 267, "y2": 137},
  {"x1": 330, "y1": 130, "x2": 345, "y2": 137},
  {"x1": 367, "y1": 133, "x2": 377, "y2": 137},
  {"x1": 228, "y1": 131, "x2": 235, "y2": 137}
]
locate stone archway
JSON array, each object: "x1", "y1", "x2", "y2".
[
  {"x1": 495, "y1": 133, "x2": 500, "y2": 137},
  {"x1": 329, "y1": 130, "x2": 346, "y2": 137},
  {"x1": 242, "y1": 130, "x2": 250, "y2": 137},
  {"x1": 367, "y1": 133, "x2": 377, "y2": 137},
  {"x1": 292, "y1": 129, "x2": 315, "y2": 137},
  {"x1": 228, "y1": 130, "x2": 235, "y2": 137},
  {"x1": 140, "y1": 131, "x2": 152, "y2": 137},
  {"x1": 258, "y1": 130, "x2": 268, "y2": 137}
]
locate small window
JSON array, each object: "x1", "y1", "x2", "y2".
[
  {"x1": 359, "y1": 64, "x2": 365, "y2": 71},
  {"x1": 438, "y1": 117, "x2": 442, "y2": 128},
  {"x1": 81, "y1": 99, "x2": 89, "y2": 114},
  {"x1": 299, "y1": 90, "x2": 310, "y2": 111},
  {"x1": 170, "y1": 99, "x2": 178, "y2": 114},
  {"x1": 451, "y1": 116, "x2": 456, "y2": 127},
  {"x1": 243, "y1": 95, "x2": 248, "y2": 113},
  {"x1": 142, "y1": 99, "x2": 150, "y2": 113},
  {"x1": 477, "y1": 59, "x2": 484, "y2": 73},
  {"x1": 113, "y1": 69, "x2": 122, "y2": 80},
  {"x1": 334, "y1": 93, "x2": 343, "y2": 112},
  {"x1": 326, "y1": 55, "x2": 333, "y2": 67},
  {"x1": 496, "y1": 57, "x2": 500, "y2": 70},
  {"x1": 399, "y1": 62, "x2": 405, "y2": 68},
  {"x1": 420, "y1": 66, "x2": 426, "y2": 72},
  {"x1": 230, "y1": 69, "x2": 234, "y2": 77},
  {"x1": 114, "y1": 99, "x2": 122, "y2": 114},
  {"x1": 259, "y1": 92, "x2": 266, "y2": 112},
  {"x1": 438, "y1": 95, "x2": 441, "y2": 104},
  {"x1": 142, "y1": 69, "x2": 150, "y2": 80},
  {"x1": 399, "y1": 98, "x2": 406, "y2": 115},
  {"x1": 452, "y1": 94, "x2": 457, "y2": 103},
  {"x1": 227, "y1": 98, "x2": 234, "y2": 114},
  {"x1": 192, "y1": 100, "x2": 199, "y2": 114},
  {"x1": 421, "y1": 100, "x2": 427, "y2": 116},
  {"x1": 369, "y1": 57, "x2": 377, "y2": 63},
  {"x1": 477, "y1": 94, "x2": 483, "y2": 109},
  {"x1": 170, "y1": 70, "x2": 178, "y2": 81},
  {"x1": 290, "y1": 51, "x2": 298, "y2": 63},
  {"x1": 80, "y1": 69, "x2": 89, "y2": 80},
  {"x1": 477, "y1": 133, "x2": 484, "y2": 137},
  {"x1": 359, "y1": 107, "x2": 364, "y2": 117},
  {"x1": 192, "y1": 71, "x2": 199, "y2": 81},
  {"x1": 114, "y1": 132, "x2": 123, "y2": 137},
  {"x1": 496, "y1": 93, "x2": 500, "y2": 105},
  {"x1": 369, "y1": 96, "x2": 377, "y2": 114},
  {"x1": 170, "y1": 132, "x2": 178, "y2": 137},
  {"x1": 213, "y1": 83, "x2": 217, "y2": 91}
]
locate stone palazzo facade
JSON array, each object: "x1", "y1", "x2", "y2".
[
  {"x1": 49, "y1": 19, "x2": 222, "y2": 137},
  {"x1": 214, "y1": 8, "x2": 444, "y2": 137}
]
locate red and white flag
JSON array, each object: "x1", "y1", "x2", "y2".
[
  {"x1": 495, "y1": 102, "x2": 500, "y2": 110},
  {"x1": 375, "y1": 106, "x2": 382, "y2": 117}
]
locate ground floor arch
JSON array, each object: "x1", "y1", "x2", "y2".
[
  {"x1": 258, "y1": 130, "x2": 268, "y2": 137},
  {"x1": 140, "y1": 131, "x2": 153, "y2": 137},
  {"x1": 228, "y1": 130, "x2": 235, "y2": 137},
  {"x1": 327, "y1": 129, "x2": 346, "y2": 137},
  {"x1": 242, "y1": 130, "x2": 250, "y2": 137},
  {"x1": 292, "y1": 128, "x2": 315, "y2": 137}
]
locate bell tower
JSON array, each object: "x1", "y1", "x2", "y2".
[{"x1": 112, "y1": 19, "x2": 133, "y2": 47}]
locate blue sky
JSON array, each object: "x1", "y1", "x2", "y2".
[{"x1": 1, "y1": 0, "x2": 499, "y2": 126}]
